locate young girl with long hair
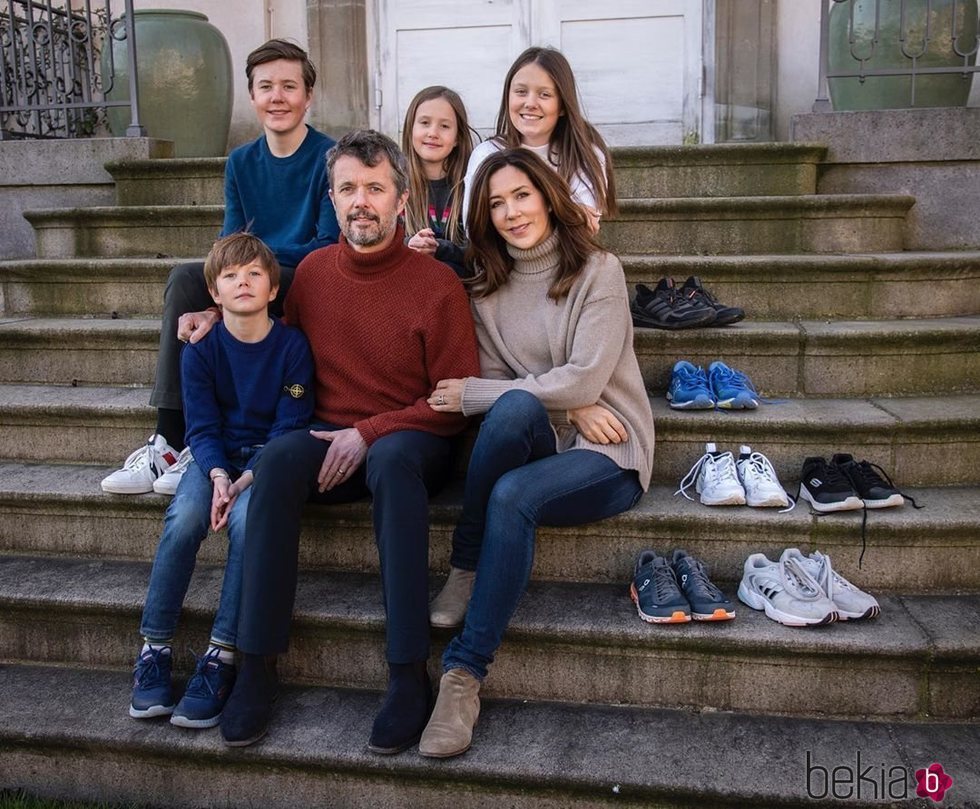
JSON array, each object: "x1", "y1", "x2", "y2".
[
  {"x1": 462, "y1": 46, "x2": 617, "y2": 233},
  {"x1": 401, "y1": 85, "x2": 477, "y2": 278},
  {"x1": 420, "y1": 149, "x2": 653, "y2": 758}
]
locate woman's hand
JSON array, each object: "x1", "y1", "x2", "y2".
[
  {"x1": 428, "y1": 378, "x2": 465, "y2": 412},
  {"x1": 568, "y1": 404, "x2": 628, "y2": 444},
  {"x1": 408, "y1": 228, "x2": 438, "y2": 255}
]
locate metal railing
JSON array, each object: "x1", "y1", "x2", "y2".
[
  {"x1": 0, "y1": 0, "x2": 143, "y2": 139},
  {"x1": 814, "y1": 0, "x2": 980, "y2": 111}
]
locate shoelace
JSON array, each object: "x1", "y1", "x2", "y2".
[
  {"x1": 134, "y1": 647, "x2": 170, "y2": 686},
  {"x1": 740, "y1": 452, "x2": 796, "y2": 513},
  {"x1": 651, "y1": 561, "x2": 682, "y2": 600},
  {"x1": 847, "y1": 460, "x2": 921, "y2": 509},
  {"x1": 121, "y1": 443, "x2": 155, "y2": 472},
  {"x1": 673, "y1": 366, "x2": 712, "y2": 395},
  {"x1": 675, "y1": 451, "x2": 740, "y2": 501},
  {"x1": 779, "y1": 555, "x2": 826, "y2": 602},
  {"x1": 183, "y1": 648, "x2": 225, "y2": 697},
  {"x1": 710, "y1": 365, "x2": 758, "y2": 395},
  {"x1": 167, "y1": 447, "x2": 194, "y2": 474},
  {"x1": 677, "y1": 558, "x2": 725, "y2": 600}
]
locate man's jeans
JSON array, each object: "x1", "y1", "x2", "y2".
[
  {"x1": 443, "y1": 390, "x2": 643, "y2": 680},
  {"x1": 140, "y1": 448, "x2": 259, "y2": 647}
]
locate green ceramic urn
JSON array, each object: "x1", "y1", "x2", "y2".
[
  {"x1": 102, "y1": 9, "x2": 233, "y2": 156},
  {"x1": 828, "y1": 0, "x2": 978, "y2": 109}
]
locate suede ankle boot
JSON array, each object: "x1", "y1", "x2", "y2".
[
  {"x1": 367, "y1": 661, "x2": 433, "y2": 755},
  {"x1": 418, "y1": 668, "x2": 481, "y2": 758},
  {"x1": 429, "y1": 567, "x2": 476, "y2": 628},
  {"x1": 219, "y1": 653, "x2": 278, "y2": 747}
]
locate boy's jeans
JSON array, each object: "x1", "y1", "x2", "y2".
[{"x1": 140, "y1": 447, "x2": 258, "y2": 647}]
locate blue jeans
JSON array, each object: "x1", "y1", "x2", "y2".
[
  {"x1": 139, "y1": 447, "x2": 259, "y2": 647},
  {"x1": 236, "y1": 425, "x2": 453, "y2": 663},
  {"x1": 443, "y1": 390, "x2": 643, "y2": 681}
]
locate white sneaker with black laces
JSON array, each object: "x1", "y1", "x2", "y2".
[
  {"x1": 152, "y1": 447, "x2": 194, "y2": 496},
  {"x1": 784, "y1": 548, "x2": 880, "y2": 620},
  {"x1": 737, "y1": 550, "x2": 838, "y2": 627},
  {"x1": 675, "y1": 442, "x2": 746, "y2": 506},
  {"x1": 101, "y1": 434, "x2": 179, "y2": 495},
  {"x1": 736, "y1": 446, "x2": 792, "y2": 509}
]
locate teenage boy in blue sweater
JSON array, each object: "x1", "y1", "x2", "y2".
[
  {"x1": 102, "y1": 39, "x2": 337, "y2": 496},
  {"x1": 129, "y1": 232, "x2": 314, "y2": 728}
]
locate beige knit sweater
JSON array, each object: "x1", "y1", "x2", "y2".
[{"x1": 461, "y1": 232, "x2": 655, "y2": 490}]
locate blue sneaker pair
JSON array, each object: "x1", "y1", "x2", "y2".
[
  {"x1": 667, "y1": 360, "x2": 759, "y2": 410},
  {"x1": 630, "y1": 549, "x2": 736, "y2": 623},
  {"x1": 130, "y1": 646, "x2": 236, "y2": 728}
]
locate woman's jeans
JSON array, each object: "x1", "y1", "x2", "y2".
[
  {"x1": 139, "y1": 447, "x2": 259, "y2": 647},
  {"x1": 443, "y1": 390, "x2": 643, "y2": 680}
]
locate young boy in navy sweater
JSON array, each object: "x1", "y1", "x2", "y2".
[{"x1": 129, "y1": 232, "x2": 314, "y2": 728}]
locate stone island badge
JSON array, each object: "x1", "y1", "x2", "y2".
[{"x1": 284, "y1": 384, "x2": 306, "y2": 399}]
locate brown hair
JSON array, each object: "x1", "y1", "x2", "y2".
[
  {"x1": 327, "y1": 129, "x2": 409, "y2": 197},
  {"x1": 204, "y1": 232, "x2": 280, "y2": 291},
  {"x1": 246, "y1": 39, "x2": 316, "y2": 93},
  {"x1": 494, "y1": 46, "x2": 617, "y2": 217},
  {"x1": 401, "y1": 86, "x2": 477, "y2": 246},
  {"x1": 466, "y1": 148, "x2": 600, "y2": 301}
]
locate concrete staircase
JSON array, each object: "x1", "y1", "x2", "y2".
[{"x1": 1, "y1": 144, "x2": 978, "y2": 807}]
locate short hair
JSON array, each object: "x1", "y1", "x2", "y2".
[
  {"x1": 326, "y1": 129, "x2": 409, "y2": 198},
  {"x1": 204, "y1": 232, "x2": 281, "y2": 291},
  {"x1": 245, "y1": 39, "x2": 316, "y2": 93},
  {"x1": 466, "y1": 148, "x2": 599, "y2": 301}
]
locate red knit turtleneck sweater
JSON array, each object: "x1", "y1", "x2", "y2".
[{"x1": 284, "y1": 225, "x2": 479, "y2": 444}]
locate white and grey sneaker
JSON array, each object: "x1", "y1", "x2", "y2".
[
  {"x1": 101, "y1": 434, "x2": 179, "y2": 495},
  {"x1": 736, "y1": 446, "x2": 793, "y2": 510},
  {"x1": 737, "y1": 550, "x2": 838, "y2": 627},
  {"x1": 785, "y1": 548, "x2": 880, "y2": 621},
  {"x1": 675, "y1": 442, "x2": 746, "y2": 506},
  {"x1": 152, "y1": 447, "x2": 193, "y2": 496}
]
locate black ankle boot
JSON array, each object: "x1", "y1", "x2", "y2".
[
  {"x1": 220, "y1": 653, "x2": 278, "y2": 747},
  {"x1": 367, "y1": 661, "x2": 433, "y2": 754}
]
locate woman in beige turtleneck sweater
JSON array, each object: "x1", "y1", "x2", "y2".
[{"x1": 419, "y1": 148, "x2": 655, "y2": 758}]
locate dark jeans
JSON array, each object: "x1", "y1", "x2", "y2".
[
  {"x1": 443, "y1": 390, "x2": 643, "y2": 681},
  {"x1": 149, "y1": 260, "x2": 295, "y2": 411},
  {"x1": 236, "y1": 425, "x2": 453, "y2": 663}
]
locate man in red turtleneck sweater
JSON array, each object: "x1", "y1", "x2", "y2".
[{"x1": 220, "y1": 131, "x2": 480, "y2": 751}]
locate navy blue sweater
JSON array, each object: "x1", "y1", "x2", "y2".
[
  {"x1": 181, "y1": 319, "x2": 315, "y2": 477},
  {"x1": 222, "y1": 126, "x2": 340, "y2": 269}
]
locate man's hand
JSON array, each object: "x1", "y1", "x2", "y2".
[
  {"x1": 408, "y1": 228, "x2": 438, "y2": 255},
  {"x1": 428, "y1": 378, "x2": 465, "y2": 412},
  {"x1": 311, "y1": 427, "x2": 367, "y2": 492},
  {"x1": 568, "y1": 404, "x2": 628, "y2": 444},
  {"x1": 178, "y1": 308, "x2": 221, "y2": 344}
]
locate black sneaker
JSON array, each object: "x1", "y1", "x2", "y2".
[
  {"x1": 631, "y1": 278, "x2": 717, "y2": 330},
  {"x1": 798, "y1": 457, "x2": 864, "y2": 513},
  {"x1": 671, "y1": 549, "x2": 736, "y2": 621},
  {"x1": 831, "y1": 454, "x2": 911, "y2": 509},
  {"x1": 219, "y1": 653, "x2": 278, "y2": 747},
  {"x1": 679, "y1": 276, "x2": 745, "y2": 326}
]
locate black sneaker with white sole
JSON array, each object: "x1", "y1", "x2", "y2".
[
  {"x1": 830, "y1": 453, "x2": 912, "y2": 509},
  {"x1": 679, "y1": 276, "x2": 745, "y2": 326},
  {"x1": 798, "y1": 457, "x2": 863, "y2": 513},
  {"x1": 631, "y1": 278, "x2": 717, "y2": 330}
]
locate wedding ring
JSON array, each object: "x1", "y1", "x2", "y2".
[{"x1": 437, "y1": 394, "x2": 446, "y2": 405}]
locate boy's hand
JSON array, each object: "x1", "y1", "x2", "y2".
[
  {"x1": 312, "y1": 428, "x2": 367, "y2": 492},
  {"x1": 210, "y1": 476, "x2": 235, "y2": 531},
  {"x1": 568, "y1": 404, "x2": 628, "y2": 444},
  {"x1": 178, "y1": 308, "x2": 221, "y2": 344}
]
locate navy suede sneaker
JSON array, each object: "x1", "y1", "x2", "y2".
[
  {"x1": 129, "y1": 645, "x2": 175, "y2": 719},
  {"x1": 171, "y1": 648, "x2": 237, "y2": 729},
  {"x1": 671, "y1": 549, "x2": 736, "y2": 621},
  {"x1": 220, "y1": 653, "x2": 278, "y2": 747},
  {"x1": 630, "y1": 550, "x2": 691, "y2": 624}
]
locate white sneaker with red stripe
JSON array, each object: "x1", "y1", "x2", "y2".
[{"x1": 101, "y1": 434, "x2": 179, "y2": 494}]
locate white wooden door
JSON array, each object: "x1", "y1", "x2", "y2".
[{"x1": 373, "y1": 0, "x2": 706, "y2": 146}]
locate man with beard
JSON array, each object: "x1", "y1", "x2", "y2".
[{"x1": 220, "y1": 130, "x2": 480, "y2": 752}]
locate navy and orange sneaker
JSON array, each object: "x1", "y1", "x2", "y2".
[
  {"x1": 170, "y1": 647, "x2": 236, "y2": 729},
  {"x1": 671, "y1": 549, "x2": 736, "y2": 621},
  {"x1": 630, "y1": 550, "x2": 691, "y2": 624}
]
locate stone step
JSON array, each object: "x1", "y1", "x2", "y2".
[
  {"x1": 0, "y1": 257, "x2": 187, "y2": 317},
  {"x1": 0, "y1": 384, "x2": 976, "y2": 486},
  {"x1": 1, "y1": 462, "x2": 977, "y2": 592},
  {"x1": 23, "y1": 206, "x2": 223, "y2": 259},
  {"x1": 622, "y1": 250, "x2": 980, "y2": 319},
  {"x1": 1, "y1": 554, "x2": 976, "y2": 719},
  {"x1": 3, "y1": 665, "x2": 976, "y2": 809},
  {"x1": 4, "y1": 315, "x2": 979, "y2": 396},
  {"x1": 612, "y1": 143, "x2": 826, "y2": 198},
  {"x1": 634, "y1": 316, "x2": 980, "y2": 397},
  {"x1": 105, "y1": 157, "x2": 225, "y2": 207},
  {"x1": 602, "y1": 194, "x2": 913, "y2": 255}
]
